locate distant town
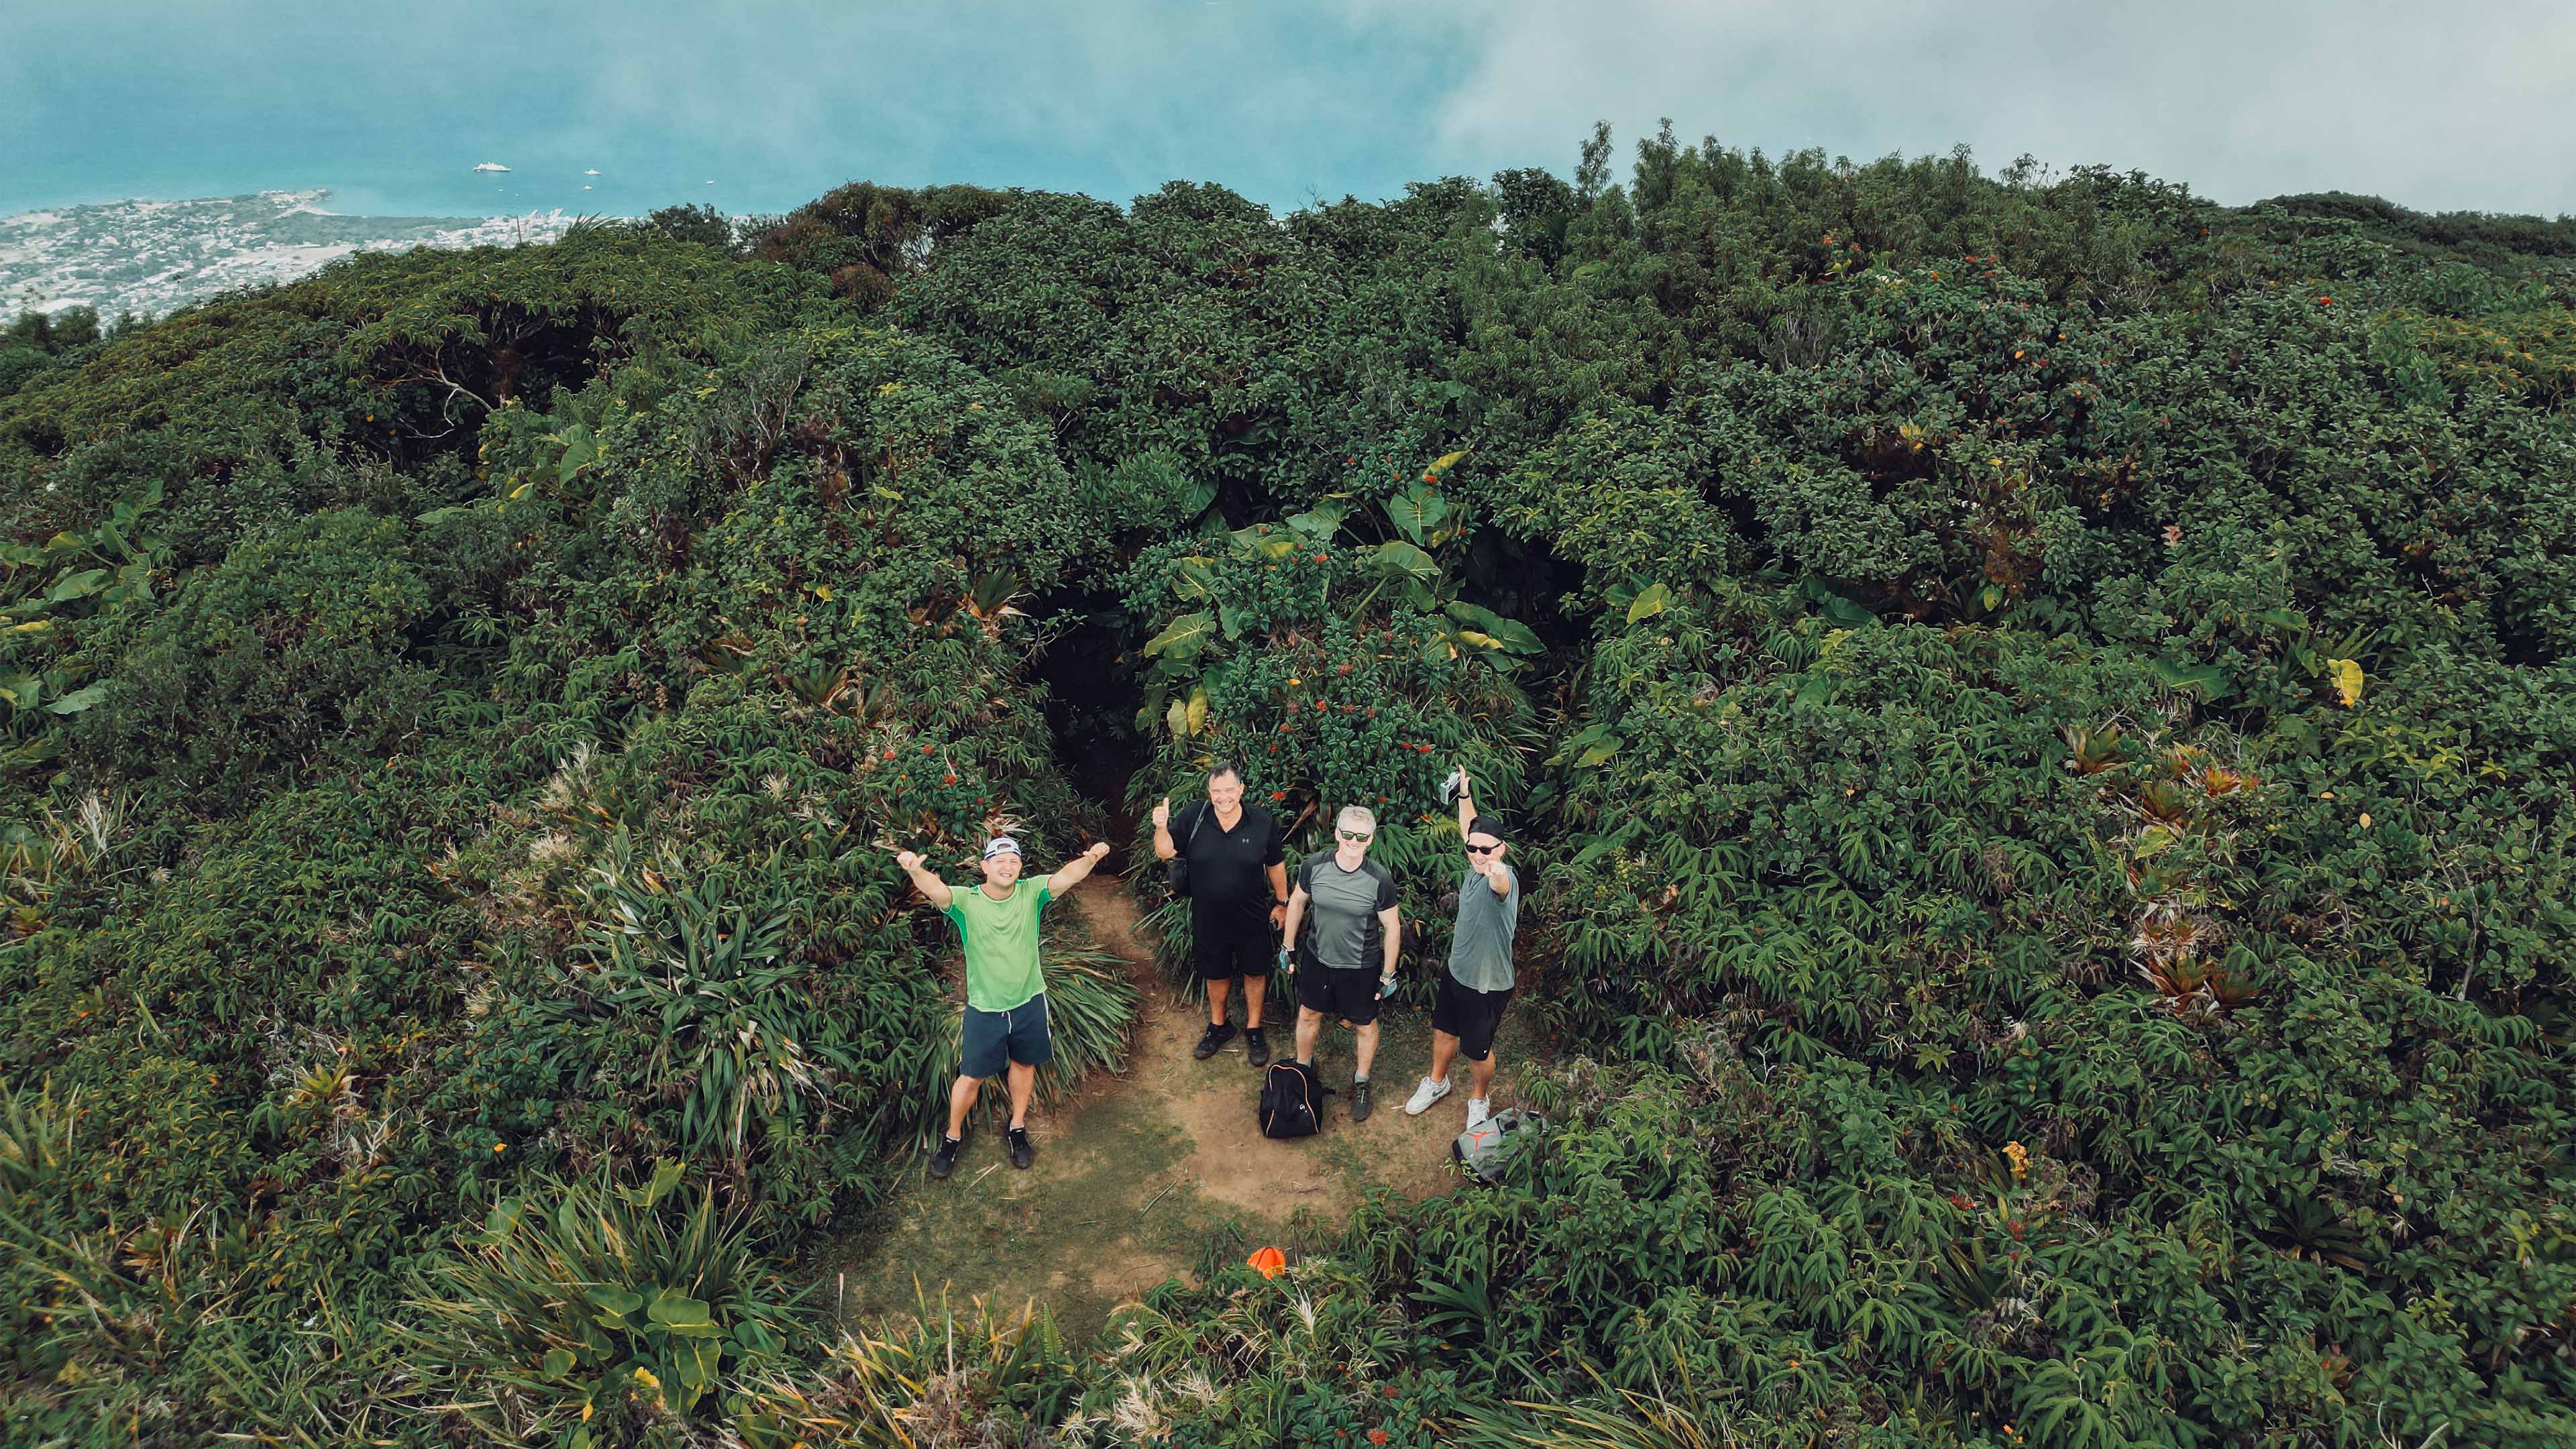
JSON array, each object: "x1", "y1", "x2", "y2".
[{"x1": 1, "y1": 191, "x2": 584, "y2": 325}]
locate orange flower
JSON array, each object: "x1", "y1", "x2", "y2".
[{"x1": 1248, "y1": 1246, "x2": 1287, "y2": 1279}]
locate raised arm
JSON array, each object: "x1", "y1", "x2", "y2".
[
  {"x1": 1046, "y1": 842, "x2": 1114, "y2": 896},
  {"x1": 893, "y1": 850, "x2": 953, "y2": 911},
  {"x1": 1456, "y1": 764, "x2": 1511, "y2": 896},
  {"x1": 1150, "y1": 797, "x2": 1178, "y2": 861}
]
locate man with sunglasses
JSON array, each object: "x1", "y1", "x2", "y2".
[
  {"x1": 1279, "y1": 804, "x2": 1402, "y2": 1121},
  {"x1": 1404, "y1": 765, "x2": 1520, "y2": 1128}
]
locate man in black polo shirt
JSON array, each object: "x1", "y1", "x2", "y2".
[{"x1": 1150, "y1": 761, "x2": 1289, "y2": 1067}]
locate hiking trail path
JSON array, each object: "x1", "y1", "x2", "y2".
[{"x1": 814, "y1": 871, "x2": 1512, "y2": 1338}]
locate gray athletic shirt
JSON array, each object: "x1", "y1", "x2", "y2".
[
  {"x1": 1447, "y1": 863, "x2": 1521, "y2": 993},
  {"x1": 1296, "y1": 850, "x2": 1398, "y2": 971}
]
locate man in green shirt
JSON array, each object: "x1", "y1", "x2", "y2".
[{"x1": 896, "y1": 833, "x2": 1112, "y2": 1178}]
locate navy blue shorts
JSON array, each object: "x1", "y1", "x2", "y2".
[{"x1": 961, "y1": 994, "x2": 1053, "y2": 1080}]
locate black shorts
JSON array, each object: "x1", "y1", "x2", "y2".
[
  {"x1": 960, "y1": 994, "x2": 1052, "y2": 1080},
  {"x1": 1296, "y1": 965, "x2": 1384, "y2": 1027},
  {"x1": 1191, "y1": 909, "x2": 1274, "y2": 982},
  {"x1": 1432, "y1": 973, "x2": 1513, "y2": 1061}
]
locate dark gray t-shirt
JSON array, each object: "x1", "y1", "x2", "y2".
[
  {"x1": 1446, "y1": 862, "x2": 1521, "y2": 993},
  {"x1": 1296, "y1": 850, "x2": 1398, "y2": 972}
]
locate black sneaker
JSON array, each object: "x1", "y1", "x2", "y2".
[
  {"x1": 1244, "y1": 1026, "x2": 1271, "y2": 1069},
  {"x1": 1007, "y1": 1125, "x2": 1035, "y2": 1170},
  {"x1": 1350, "y1": 1078, "x2": 1373, "y2": 1123},
  {"x1": 928, "y1": 1133, "x2": 963, "y2": 1179},
  {"x1": 1191, "y1": 1022, "x2": 1239, "y2": 1061}
]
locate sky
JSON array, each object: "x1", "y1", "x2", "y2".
[{"x1": 5, "y1": 0, "x2": 2572, "y2": 221}]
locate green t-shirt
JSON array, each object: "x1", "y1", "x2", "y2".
[{"x1": 941, "y1": 880, "x2": 1053, "y2": 1012}]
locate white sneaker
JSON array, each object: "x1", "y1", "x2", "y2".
[
  {"x1": 1465, "y1": 1097, "x2": 1491, "y2": 1128},
  {"x1": 1403, "y1": 1075, "x2": 1452, "y2": 1116}
]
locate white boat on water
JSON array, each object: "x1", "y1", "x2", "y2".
[{"x1": 473, "y1": 162, "x2": 511, "y2": 173}]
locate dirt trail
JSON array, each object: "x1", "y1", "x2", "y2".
[{"x1": 816, "y1": 871, "x2": 1507, "y2": 1338}]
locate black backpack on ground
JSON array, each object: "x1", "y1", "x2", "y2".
[{"x1": 1258, "y1": 1059, "x2": 1330, "y2": 1139}]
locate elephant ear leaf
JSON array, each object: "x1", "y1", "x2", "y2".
[
  {"x1": 588, "y1": 1287, "x2": 645, "y2": 1326},
  {"x1": 1171, "y1": 557, "x2": 1220, "y2": 601},
  {"x1": 1443, "y1": 601, "x2": 1542, "y2": 655},
  {"x1": 1285, "y1": 497, "x2": 1350, "y2": 539},
  {"x1": 1368, "y1": 541, "x2": 1440, "y2": 584},
  {"x1": 678, "y1": 1336, "x2": 721, "y2": 1389},
  {"x1": 647, "y1": 1289, "x2": 714, "y2": 1332},
  {"x1": 2150, "y1": 657, "x2": 2233, "y2": 702},
  {"x1": 1144, "y1": 612, "x2": 1216, "y2": 659},
  {"x1": 1626, "y1": 583, "x2": 1671, "y2": 624},
  {"x1": 1388, "y1": 483, "x2": 1449, "y2": 544},
  {"x1": 2326, "y1": 658, "x2": 2364, "y2": 707},
  {"x1": 42, "y1": 682, "x2": 108, "y2": 716},
  {"x1": 46, "y1": 569, "x2": 109, "y2": 605}
]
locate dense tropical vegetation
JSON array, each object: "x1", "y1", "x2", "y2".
[{"x1": 3, "y1": 127, "x2": 2571, "y2": 1446}]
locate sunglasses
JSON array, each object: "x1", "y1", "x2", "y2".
[
  {"x1": 1337, "y1": 829, "x2": 1373, "y2": 843},
  {"x1": 1464, "y1": 843, "x2": 1500, "y2": 855}
]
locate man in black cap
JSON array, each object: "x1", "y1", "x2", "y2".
[
  {"x1": 1403, "y1": 763, "x2": 1520, "y2": 1128},
  {"x1": 1150, "y1": 761, "x2": 1289, "y2": 1067}
]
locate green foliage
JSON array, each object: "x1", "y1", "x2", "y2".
[
  {"x1": 1120, "y1": 464, "x2": 1542, "y2": 980},
  {"x1": 633, "y1": 202, "x2": 744, "y2": 254},
  {"x1": 763, "y1": 1291, "x2": 1078, "y2": 1446},
  {"x1": 4, "y1": 123, "x2": 2574, "y2": 1446},
  {"x1": 568, "y1": 840, "x2": 857, "y2": 1161},
  {"x1": 400, "y1": 1159, "x2": 808, "y2": 1442}
]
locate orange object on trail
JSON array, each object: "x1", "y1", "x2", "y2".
[{"x1": 1248, "y1": 1246, "x2": 1286, "y2": 1279}]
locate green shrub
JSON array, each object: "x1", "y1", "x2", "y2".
[{"x1": 400, "y1": 1160, "x2": 809, "y2": 1443}]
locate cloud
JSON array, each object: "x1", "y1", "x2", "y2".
[{"x1": 1377, "y1": 0, "x2": 2576, "y2": 214}]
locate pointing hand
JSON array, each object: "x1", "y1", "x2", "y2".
[
  {"x1": 1085, "y1": 841, "x2": 1113, "y2": 861},
  {"x1": 894, "y1": 849, "x2": 924, "y2": 873}
]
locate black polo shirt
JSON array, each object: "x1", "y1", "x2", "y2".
[{"x1": 1173, "y1": 801, "x2": 1285, "y2": 926}]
